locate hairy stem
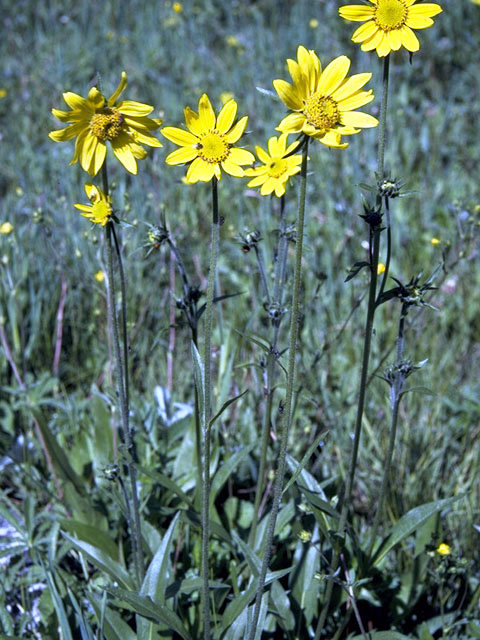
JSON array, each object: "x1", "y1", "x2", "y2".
[
  {"x1": 248, "y1": 138, "x2": 309, "y2": 640},
  {"x1": 201, "y1": 177, "x2": 220, "y2": 640}
]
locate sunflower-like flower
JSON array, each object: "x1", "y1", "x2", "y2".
[
  {"x1": 273, "y1": 47, "x2": 378, "y2": 149},
  {"x1": 339, "y1": 0, "x2": 443, "y2": 57},
  {"x1": 161, "y1": 94, "x2": 254, "y2": 183},
  {"x1": 245, "y1": 133, "x2": 302, "y2": 197},
  {"x1": 49, "y1": 72, "x2": 162, "y2": 176},
  {"x1": 74, "y1": 183, "x2": 113, "y2": 226}
]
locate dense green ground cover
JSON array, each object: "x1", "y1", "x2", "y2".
[{"x1": 1, "y1": 1, "x2": 479, "y2": 638}]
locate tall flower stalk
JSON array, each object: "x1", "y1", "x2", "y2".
[
  {"x1": 161, "y1": 93, "x2": 254, "y2": 639},
  {"x1": 101, "y1": 164, "x2": 144, "y2": 587},
  {"x1": 248, "y1": 135, "x2": 309, "y2": 640}
]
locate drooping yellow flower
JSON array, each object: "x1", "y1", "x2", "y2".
[
  {"x1": 245, "y1": 133, "x2": 302, "y2": 197},
  {"x1": 161, "y1": 94, "x2": 254, "y2": 183},
  {"x1": 74, "y1": 183, "x2": 113, "y2": 226},
  {"x1": 339, "y1": 0, "x2": 443, "y2": 57},
  {"x1": 436, "y1": 543, "x2": 450, "y2": 556},
  {"x1": 377, "y1": 262, "x2": 386, "y2": 274},
  {"x1": 273, "y1": 46, "x2": 378, "y2": 149},
  {"x1": 49, "y1": 72, "x2": 162, "y2": 176}
]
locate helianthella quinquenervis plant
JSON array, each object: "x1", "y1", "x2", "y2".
[
  {"x1": 248, "y1": 46, "x2": 378, "y2": 640},
  {"x1": 243, "y1": 132, "x2": 302, "y2": 546},
  {"x1": 50, "y1": 71, "x2": 163, "y2": 586},
  {"x1": 314, "y1": 5, "x2": 443, "y2": 637},
  {"x1": 162, "y1": 93, "x2": 254, "y2": 640}
]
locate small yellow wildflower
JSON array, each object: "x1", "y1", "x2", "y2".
[
  {"x1": 0, "y1": 222, "x2": 14, "y2": 235},
  {"x1": 339, "y1": 0, "x2": 443, "y2": 58},
  {"x1": 245, "y1": 133, "x2": 302, "y2": 197},
  {"x1": 471, "y1": 0, "x2": 480, "y2": 5},
  {"x1": 95, "y1": 270, "x2": 105, "y2": 282},
  {"x1": 436, "y1": 543, "x2": 450, "y2": 556},
  {"x1": 74, "y1": 183, "x2": 113, "y2": 226},
  {"x1": 172, "y1": 1, "x2": 183, "y2": 12},
  {"x1": 431, "y1": 237, "x2": 441, "y2": 245},
  {"x1": 226, "y1": 35, "x2": 240, "y2": 47},
  {"x1": 309, "y1": 18, "x2": 319, "y2": 28},
  {"x1": 162, "y1": 94, "x2": 254, "y2": 183},
  {"x1": 377, "y1": 262, "x2": 386, "y2": 274},
  {"x1": 49, "y1": 72, "x2": 162, "y2": 176},
  {"x1": 274, "y1": 46, "x2": 378, "y2": 148},
  {"x1": 0, "y1": 89, "x2": 7, "y2": 99}
]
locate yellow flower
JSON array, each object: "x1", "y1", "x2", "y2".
[
  {"x1": 172, "y1": 1, "x2": 183, "y2": 12},
  {"x1": 95, "y1": 270, "x2": 105, "y2": 282},
  {"x1": 339, "y1": 0, "x2": 443, "y2": 57},
  {"x1": 273, "y1": 46, "x2": 378, "y2": 149},
  {"x1": 309, "y1": 18, "x2": 319, "y2": 28},
  {"x1": 161, "y1": 94, "x2": 254, "y2": 183},
  {"x1": 431, "y1": 237, "x2": 441, "y2": 245},
  {"x1": 0, "y1": 222, "x2": 14, "y2": 235},
  {"x1": 436, "y1": 543, "x2": 450, "y2": 556},
  {"x1": 472, "y1": 0, "x2": 480, "y2": 5},
  {"x1": 74, "y1": 183, "x2": 113, "y2": 226},
  {"x1": 49, "y1": 72, "x2": 162, "y2": 176},
  {"x1": 245, "y1": 133, "x2": 302, "y2": 197},
  {"x1": 0, "y1": 89, "x2": 7, "y2": 99},
  {"x1": 226, "y1": 35, "x2": 240, "y2": 47},
  {"x1": 377, "y1": 262, "x2": 386, "y2": 274}
]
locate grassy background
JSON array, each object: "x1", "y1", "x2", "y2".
[{"x1": 1, "y1": 0, "x2": 480, "y2": 638}]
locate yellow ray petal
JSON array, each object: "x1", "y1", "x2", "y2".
[
  {"x1": 318, "y1": 56, "x2": 351, "y2": 96},
  {"x1": 117, "y1": 100, "x2": 154, "y2": 116},
  {"x1": 198, "y1": 94, "x2": 216, "y2": 130},
  {"x1": 217, "y1": 99, "x2": 237, "y2": 134},
  {"x1": 339, "y1": 5, "x2": 375, "y2": 20},
  {"x1": 337, "y1": 90, "x2": 374, "y2": 111},
  {"x1": 400, "y1": 25, "x2": 420, "y2": 51},
  {"x1": 224, "y1": 115, "x2": 248, "y2": 143},
  {"x1": 111, "y1": 137, "x2": 138, "y2": 174},
  {"x1": 165, "y1": 147, "x2": 199, "y2": 165},
  {"x1": 340, "y1": 111, "x2": 379, "y2": 128},
  {"x1": 332, "y1": 73, "x2": 372, "y2": 102},
  {"x1": 273, "y1": 79, "x2": 303, "y2": 111},
  {"x1": 108, "y1": 71, "x2": 127, "y2": 106},
  {"x1": 186, "y1": 157, "x2": 215, "y2": 183},
  {"x1": 221, "y1": 158, "x2": 245, "y2": 177},
  {"x1": 352, "y1": 20, "x2": 378, "y2": 43},
  {"x1": 161, "y1": 126, "x2": 198, "y2": 146},
  {"x1": 228, "y1": 148, "x2": 255, "y2": 166}
]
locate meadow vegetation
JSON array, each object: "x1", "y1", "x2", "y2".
[{"x1": 1, "y1": 1, "x2": 479, "y2": 638}]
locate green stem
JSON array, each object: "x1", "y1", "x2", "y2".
[
  {"x1": 102, "y1": 164, "x2": 144, "y2": 587},
  {"x1": 314, "y1": 56, "x2": 390, "y2": 639},
  {"x1": 249, "y1": 196, "x2": 288, "y2": 547},
  {"x1": 201, "y1": 177, "x2": 220, "y2": 640},
  {"x1": 247, "y1": 137, "x2": 309, "y2": 640},
  {"x1": 368, "y1": 309, "x2": 406, "y2": 557}
]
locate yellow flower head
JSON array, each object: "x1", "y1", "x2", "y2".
[
  {"x1": 0, "y1": 222, "x2": 14, "y2": 235},
  {"x1": 431, "y1": 237, "x2": 441, "y2": 245},
  {"x1": 245, "y1": 133, "x2": 302, "y2": 198},
  {"x1": 436, "y1": 543, "x2": 450, "y2": 556},
  {"x1": 339, "y1": 0, "x2": 443, "y2": 57},
  {"x1": 172, "y1": 2, "x2": 183, "y2": 12},
  {"x1": 472, "y1": 0, "x2": 480, "y2": 5},
  {"x1": 377, "y1": 262, "x2": 386, "y2": 274},
  {"x1": 49, "y1": 72, "x2": 162, "y2": 176},
  {"x1": 273, "y1": 46, "x2": 378, "y2": 149},
  {"x1": 74, "y1": 183, "x2": 113, "y2": 226},
  {"x1": 161, "y1": 94, "x2": 255, "y2": 183},
  {"x1": 95, "y1": 270, "x2": 105, "y2": 282},
  {"x1": 0, "y1": 89, "x2": 7, "y2": 99}
]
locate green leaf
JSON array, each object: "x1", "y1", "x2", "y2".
[
  {"x1": 271, "y1": 580, "x2": 295, "y2": 631},
  {"x1": 43, "y1": 568, "x2": 74, "y2": 640},
  {"x1": 348, "y1": 633, "x2": 415, "y2": 640},
  {"x1": 88, "y1": 595, "x2": 137, "y2": 640},
  {"x1": 191, "y1": 341, "x2": 205, "y2": 427},
  {"x1": 208, "y1": 389, "x2": 248, "y2": 431},
  {"x1": 283, "y1": 435, "x2": 326, "y2": 495},
  {"x1": 63, "y1": 534, "x2": 134, "y2": 590},
  {"x1": 345, "y1": 261, "x2": 370, "y2": 283},
  {"x1": 141, "y1": 511, "x2": 180, "y2": 605},
  {"x1": 108, "y1": 587, "x2": 191, "y2": 640},
  {"x1": 59, "y1": 519, "x2": 118, "y2": 561},
  {"x1": 246, "y1": 591, "x2": 269, "y2": 640},
  {"x1": 209, "y1": 443, "x2": 254, "y2": 508},
  {"x1": 372, "y1": 496, "x2": 464, "y2": 566},
  {"x1": 138, "y1": 466, "x2": 193, "y2": 507}
]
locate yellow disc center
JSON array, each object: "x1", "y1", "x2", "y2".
[
  {"x1": 197, "y1": 131, "x2": 230, "y2": 163},
  {"x1": 90, "y1": 108, "x2": 124, "y2": 141},
  {"x1": 304, "y1": 94, "x2": 339, "y2": 132},
  {"x1": 267, "y1": 158, "x2": 287, "y2": 179},
  {"x1": 374, "y1": 0, "x2": 407, "y2": 31}
]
